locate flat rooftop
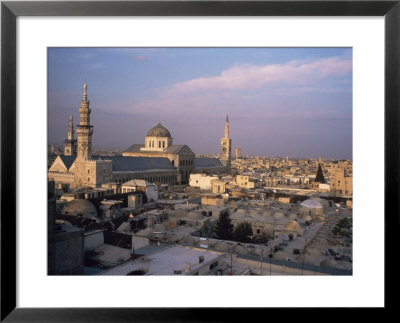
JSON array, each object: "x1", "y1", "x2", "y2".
[{"x1": 100, "y1": 245, "x2": 224, "y2": 276}]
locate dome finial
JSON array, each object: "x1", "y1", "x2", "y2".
[{"x1": 158, "y1": 118, "x2": 161, "y2": 125}]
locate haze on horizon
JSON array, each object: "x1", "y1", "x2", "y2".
[{"x1": 48, "y1": 47, "x2": 352, "y2": 159}]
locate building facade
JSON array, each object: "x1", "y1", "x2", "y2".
[
  {"x1": 234, "y1": 146, "x2": 241, "y2": 159},
  {"x1": 330, "y1": 165, "x2": 353, "y2": 196}
]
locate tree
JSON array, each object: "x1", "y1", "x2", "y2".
[
  {"x1": 233, "y1": 222, "x2": 253, "y2": 243},
  {"x1": 315, "y1": 163, "x2": 326, "y2": 183},
  {"x1": 213, "y1": 210, "x2": 233, "y2": 240}
]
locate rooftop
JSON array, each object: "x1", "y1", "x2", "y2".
[{"x1": 100, "y1": 245, "x2": 224, "y2": 276}]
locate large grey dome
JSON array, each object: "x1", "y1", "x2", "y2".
[
  {"x1": 63, "y1": 199, "x2": 97, "y2": 218},
  {"x1": 146, "y1": 122, "x2": 171, "y2": 138}
]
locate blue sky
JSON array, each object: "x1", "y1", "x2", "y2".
[{"x1": 48, "y1": 47, "x2": 352, "y2": 159}]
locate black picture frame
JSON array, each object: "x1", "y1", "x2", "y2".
[{"x1": 1, "y1": 0, "x2": 398, "y2": 321}]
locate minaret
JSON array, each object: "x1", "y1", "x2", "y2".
[
  {"x1": 76, "y1": 82, "x2": 93, "y2": 160},
  {"x1": 224, "y1": 114, "x2": 229, "y2": 138},
  {"x1": 68, "y1": 115, "x2": 74, "y2": 141},
  {"x1": 220, "y1": 113, "x2": 232, "y2": 171},
  {"x1": 64, "y1": 115, "x2": 77, "y2": 156}
]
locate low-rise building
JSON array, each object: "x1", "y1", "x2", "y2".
[
  {"x1": 189, "y1": 174, "x2": 219, "y2": 190},
  {"x1": 121, "y1": 179, "x2": 158, "y2": 202},
  {"x1": 201, "y1": 194, "x2": 225, "y2": 207},
  {"x1": 99, "y1": 200, "x2": 123, "y2": 219},
  {"x1": 211, "y1": 179, "x2": 226, "y2": 194},
  {"x1": 99, "y1": 245, "x2": 227, "y2": 275},
  {"x1": 236, "y1": 175, "x2": 262, "y2": 189},
  {"x1": 330, "y1": 165, "x2": 353, "y2": 196}
]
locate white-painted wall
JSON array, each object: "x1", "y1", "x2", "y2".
[{"x1": 189, "y1": 174, "x2": 219, "y2": 190}]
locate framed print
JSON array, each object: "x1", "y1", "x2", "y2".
[{"x1": 1, "y1": 0, "x2": 398, "y2": 320}]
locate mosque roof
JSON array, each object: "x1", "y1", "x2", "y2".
[
  {"x1": 123, "y1": 144, "x2": 144, "y2": 153},
  {"x1": 194, "y1": 158, "x2": 223, "y2": 168},
  {"x1": 146, "y1": 122, "x2": 172, "y2": 138},
  {"x1": 122, "y1": 179, "x2": 153, "y2": 187},
  {"x1": 165, "y1": 145, "x2": 189, "y2": 154},
  {"x1": 123, "y1": 144, "x2": 190, "y2": 155},
  {"x1": 94, "y1": 156, "x2": 175, "y2": 172},
  {"x1": 59, "y1": 155, "x2": 76, "y2": 170}
]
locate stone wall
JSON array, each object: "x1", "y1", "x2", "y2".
[
  {"x1": 74, "y1": 159, "x2": 113, "y2": 188},
  {"x1": 48, "y1": 229, "x2": 84, "y2": 275}
]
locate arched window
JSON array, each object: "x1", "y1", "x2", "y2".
[
  {"x1": 159, "y1": 141, "x2": 161, "y2": 148},
  {"x1": 162, "y1": 141, "x2": 165, "y2": 148}
]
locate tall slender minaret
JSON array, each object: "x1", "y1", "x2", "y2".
[
  {"x1": 220, "y1": 113, "x2": 232, "y2": 171},
  {"x1": 76, "y1": 82, "x2": 93, "y2": 160},
  {"x1": 64, "y1": 115, "x2": 77, "y2": 156}
]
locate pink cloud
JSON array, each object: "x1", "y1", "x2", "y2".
[
  {"x1": 133, "y1": 55, "x2": 149, "y2": 62},
  {"x1": 101, "y1": 56, "x2": 352, "y2": 119},
  {"x1": 161, "y1": 56, "x2": 351, "y2": 96}
]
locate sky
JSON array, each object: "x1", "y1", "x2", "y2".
[{"x1": 48, "y1": 47, "x2": 352, "y2": 159}]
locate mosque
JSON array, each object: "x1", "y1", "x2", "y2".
[{"x1": 48, "y1": 83, "x2": 230, "y2": 189}]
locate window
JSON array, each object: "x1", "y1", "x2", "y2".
[
  {"x1": 162, "y1": 141, "x2": 165, "y2": 148},
  {"x1": 209, "y1": 261, "x2": 218, "y2": 270},
  {"x1": 88, "y1": 169, "x2": 90, "y2": 174},
  {"x1": 159, "y1": 141, "x2": 161, "y2": 148},
  {"x1": 88, "y1": 177, "x2": 90, "y2": 182}
]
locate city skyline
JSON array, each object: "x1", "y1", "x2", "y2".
[{"x1": 48, "y1": 47, "x2": 352, "y2": 159}]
